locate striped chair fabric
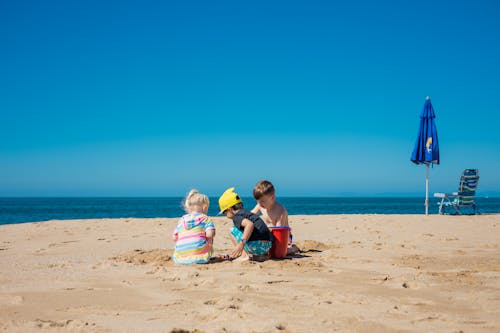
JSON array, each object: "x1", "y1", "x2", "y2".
[{"x1": 434, "y1": 169, "x2": 480, "y2": 215}]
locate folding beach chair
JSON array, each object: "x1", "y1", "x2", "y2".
[{"x1": 434, "y1": 169, "x2": 480, "y2": 215}]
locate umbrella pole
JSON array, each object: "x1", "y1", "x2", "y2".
[{"x1": 425, "y1": 164, "x2": 429, "y2": 216}]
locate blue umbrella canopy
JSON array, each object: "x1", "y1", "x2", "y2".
[
  {"x1": 411, "y1": 97, "x2": 440, "y2": 165},
  {"x1": 411, "y1": 96, "x2": 440, "y2": 215}
]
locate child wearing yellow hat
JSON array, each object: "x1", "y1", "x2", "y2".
[{"x1": 218, "y1": 187, "x2": 273, "y2": 260}]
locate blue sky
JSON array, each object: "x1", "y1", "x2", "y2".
[{"x1": 1, "y1": 0, "x2": 499, "y2": 197}]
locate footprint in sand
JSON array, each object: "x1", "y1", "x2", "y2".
[
  {"x1": 92, "y1": 262, "x2": 116, "y2": 270},
  {"x1": 204, "y1": 296, "x2": 243, "y2": 313},
  {"x1": 146, "y1": 267, "x2": 161, "y2": 274},
  {"x1": 203, "y1": 299, "x2": 218, "y2": 305},
  {"x1": 165, "y1": 276, "x2": 181, "y2": 282},
  {"x1": 275, "y1": 323, "x2": 292, "y2": 331},
  {"x1": 34, "y1": 248, "x2": 46, "y2": 255},
  {"x1": 266, "y1": 280, "x2": 290, "y2": 284},
  {"x1": 48, "y1": 240, "x2": 79, "y2": 248},
  {"x1": 237, "y1": 284, "x2": 254, "y2": 292},
  {"x1": 169, "y1": 329, "x2": 203, "y2": 333},
  {"x1": 154, "y1": 300, "x2": 184, "y2": 309},
  {"x1": 34, "y1": 319, "x2": 75, "y2": 329},
  {"x1": 411, "y1": 315, "x2": 440, "y2": 323}
]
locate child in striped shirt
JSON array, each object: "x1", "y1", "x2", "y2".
[{"x1": 172, "y1": 190, "x2": 216, "y2": 264}]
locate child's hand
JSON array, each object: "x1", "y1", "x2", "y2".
[{"x1": 231, "y1": 242, "x2": 245, "y2": 259}]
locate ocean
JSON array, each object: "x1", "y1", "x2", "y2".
[{"x1": 1, "y1": 197, "x2": 500, "y2": 225}]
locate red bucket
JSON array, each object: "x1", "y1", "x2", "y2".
[{"x1": 269, "y1": 226, "x2": 290, "y2": 259}]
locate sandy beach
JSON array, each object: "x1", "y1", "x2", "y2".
[{"x1": 1, "y1": 214, "x2": 499, "y2": 333}]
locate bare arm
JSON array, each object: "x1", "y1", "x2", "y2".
[
  {"x1": 280, "y1": 208, "x2": 289, "y2": 227},
  {"x1": 205, "y1": 228, "x2": 215, "y2": 239},
  {"x1": 240, "y1": 218, "x2": 254, "y2": 240},
  {"x1": 172, "y1": 219, "x2": 182, "y2": 241},
  {"x1": 231, "y1": 218, "x2": 254, "y2": 258},
  {"x1": 251, "y1": 204, "x2": 261, "y2": 215},
  {"x1": 205, "y1": 228, "x2": 215, "y2": 245}
]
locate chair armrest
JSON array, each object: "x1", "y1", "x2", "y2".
[
  {"x1": 452, "y1": 192, "x2": 458, "y2": 196},
  {"x1": 434, "y1": 193, "x2": 446, "y2": 198}
]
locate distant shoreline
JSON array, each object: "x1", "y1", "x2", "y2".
[
  {"x1": 2, "y1": 197, "x2": 500, "y2": 225},
  {"x1": 3, "y1": 213, "x2": 500, "y2": 227},
  {"x1": 1, "y1": 196, "x2": 500, "y2": 198}
]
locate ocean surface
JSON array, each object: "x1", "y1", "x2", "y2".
[{"x1": 1, "y1": 197, "x2": 500, "y2": 225}]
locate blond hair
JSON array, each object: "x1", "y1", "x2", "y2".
[{"x1": 183, "y1": 189, "x2": 210, "y2": 213}]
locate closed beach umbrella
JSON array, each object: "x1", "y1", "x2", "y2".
[{"x1": 411, "y1": 96, "x2": 440, "y2": 215}]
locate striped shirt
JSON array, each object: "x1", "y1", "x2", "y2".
[{"x1": 172, "y1": 213, "x2": 215, "y2": 264}]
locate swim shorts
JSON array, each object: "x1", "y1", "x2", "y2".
[{"x1": 231, "y1": 226, "x2": 272, "y2": 255}]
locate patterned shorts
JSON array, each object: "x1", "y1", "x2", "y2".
[{"x1": 231, "y1": 226, "x2": 272, "y2": 255}]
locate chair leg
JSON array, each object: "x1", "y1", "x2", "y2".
[{"x1": 438, "y1": 198, "x2": 445, "y2": 215}]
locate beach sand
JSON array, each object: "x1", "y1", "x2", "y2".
[{"x1": 1, "y1": 214, "x2": 499, "y2": 333}]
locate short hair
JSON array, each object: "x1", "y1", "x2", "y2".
[
  {"x1": 230, "y1": 202, "x2": 244, "y2": 211},
  {"x1": 183, "y1": 189, "x2": 209, "y2": 213},
  {"x1": 253, "y1": 180, "x2": 275, "y2": 200}
]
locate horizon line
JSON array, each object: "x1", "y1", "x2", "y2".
[{"x1": 1, "y1": 195, "x2": 499, "y2": 199}]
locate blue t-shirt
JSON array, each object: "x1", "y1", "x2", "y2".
[{"x1": 232, "y1": 209, "x2": 273, "y2": 242}]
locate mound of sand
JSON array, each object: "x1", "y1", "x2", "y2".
[
  {"x1": 111, "y1": 249, "x2": 172, "y2": 266},
  {"x1": 295, "y1": 239, "x2": 331, "y2": 252}
]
